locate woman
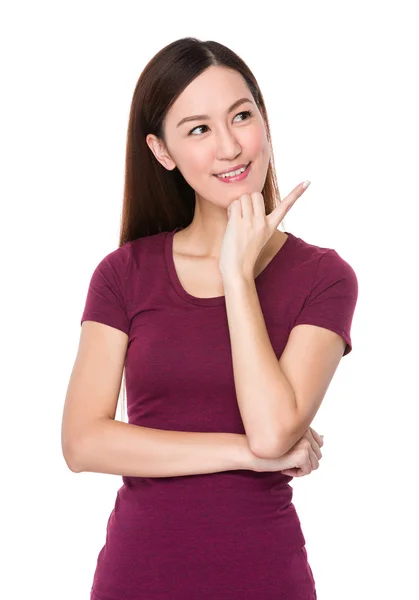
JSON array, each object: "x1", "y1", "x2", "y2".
[{"x1": 62, "y1": 37, "x2": 358, "y2": 599}]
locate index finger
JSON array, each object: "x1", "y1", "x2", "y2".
[{"x1": 267, "y1": 180, "x2": 311, "y2": 230}]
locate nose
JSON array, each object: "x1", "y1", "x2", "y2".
[{"x1": 214, "y1": 125, "x2": 242, "y2": 161}]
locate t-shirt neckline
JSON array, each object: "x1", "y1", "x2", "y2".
[{"x1": 164, "y1": 227, "x2": 295, "y2": 307}]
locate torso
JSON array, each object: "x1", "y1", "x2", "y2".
[{"x1": 172, "y1": 228, "x2": 289, "y2": 298}]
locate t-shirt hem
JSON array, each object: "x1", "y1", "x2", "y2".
[
  {"x1": 293, "y1": 318, "x2": 352, "y2": 354},
  {"x1": 81, "y1": 314, "x2": 129, "y2": 336}
]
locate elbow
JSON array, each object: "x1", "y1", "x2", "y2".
[
  {"x1": 62, "y1": 436, "x2": 87, "y2": 473},
  {"x1": 250, "y1": 442, "x2": 287, "y2": 460},
  {"x1": 249, "y1": 427, "x2": 296, "y2": 460},
  {"x1": 62, "y1": 419, "x2": 102, "y2": 473},
  {"x1": 248, "y1": 433, "x2": 287, "y2": 460}
]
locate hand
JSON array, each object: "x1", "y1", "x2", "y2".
[
  {"x1": 280, "y1": 427, "x2": 324, "y2": 478},
  {"x1": 249, "y1": 426, "x2": 324, "y2": 477},
  {"x1": 219, "y1": 181, "x2": 311, "y2": 280}
]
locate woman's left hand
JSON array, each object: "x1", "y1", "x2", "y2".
[{"x1": 219, "y1": 181, "x2": 311, "y2": 280}]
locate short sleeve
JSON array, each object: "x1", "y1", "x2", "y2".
[
  {"x1": 293, "y1": 249, "x2": 358, "y2": 356},
  {"x1": 80, "y1": 247, "x2": 130, "y2": 335}
]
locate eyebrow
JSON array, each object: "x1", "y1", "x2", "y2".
[{"x1": 176, "y1": 97, "x2": 253, "y2": 128}]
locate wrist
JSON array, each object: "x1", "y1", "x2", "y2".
[
  {"x1": 221, "y1": 272, "x2": 254, "y2": 293},
  {"x1": 234, "y1": 434, "x2": 257, "y2": 470}
]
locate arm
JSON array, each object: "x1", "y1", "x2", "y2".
[
  {"x1": 223, "y1": 276, "x2": 346, "y2": 459},
  {"x1": 223, "y1": 277, "x2": 297, "y2": 457},
  {"x1": 68, "y1": 420, "x2": 316, "y2": 478},
  {"x1": 220, "y1": 188, "x2": 357, "y2": 460},
  {"x1": 67, "y1": 420, "x2": 255, "y2": 477}
]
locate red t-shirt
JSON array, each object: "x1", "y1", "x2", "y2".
[{"x1": 80, "y1": 227, "x2": 358, "y2": 600}]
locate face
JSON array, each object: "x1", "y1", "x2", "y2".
[{"x1": 146, "y1": 65, "x2": 271, "y2": 209}]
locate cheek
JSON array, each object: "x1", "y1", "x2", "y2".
[
  {"x1": 179, "y1": 146, "x2": 212, "y2": 179},
  {"x1": 241, "y1": 125, "x2": 269, "y2": 162}
]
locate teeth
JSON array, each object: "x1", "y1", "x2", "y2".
[{"x1": 217, "y1": 164, "x2": 248, "y2": 178}]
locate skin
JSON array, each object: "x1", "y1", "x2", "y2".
[
  {"x1": 146, "y1": 65, "x2": 323, "y2": 476},
  {"x1": 146, "y1": 64, "x2": 281, "y2": 268}
]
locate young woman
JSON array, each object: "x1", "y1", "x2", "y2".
[{"x1": 62, "y1": 37, "x2": 358, "y2": 599}]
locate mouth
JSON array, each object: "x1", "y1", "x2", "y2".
[{"x1": 213, "y1": 161, "x2": 252, "y2": 183}]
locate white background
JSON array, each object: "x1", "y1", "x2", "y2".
[{"x1": 1, "y1": 1, "x2": 418, "y2": 598}]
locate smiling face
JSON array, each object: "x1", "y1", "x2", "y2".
[{"x1": 146, "y1": 65, "x2": 271, "y2": 209}]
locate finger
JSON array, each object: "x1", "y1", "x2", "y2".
[
  {"x1": 284, "y1": 180, "x2": 311, "y2": 199},
  {"x1": 309, "y1": 431, "x2": 322, "y2": 460},
  {"x1": 300, "y1": 458, "x2": 312, "y2": 475},
  {"x1": 309, "y1": 427, "x2": 324, "y2": 448},
  {"x1": 228, "y1": 198, "x2": 242, "y2": 219},
  {"x1": 267, "y1": 181, "x2": 311, "y2": 230},
  {"x1": 251, "y1": 192, "x2": 266, "y2": 218},
  {"x1": 307, "y1": 433, "x2": 322, "y2": 460},
  {"x1": 309, "y1": 447, "x2": 319, "y2": 470},
  {"x1": 280, "y1": 468, "x2": 300, "y2": 477},
  {"x1": 240, "y1": 193, "x2": 253, "y2": 220}
]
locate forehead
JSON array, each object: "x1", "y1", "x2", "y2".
[{"x1": 167, "y1": 66, "x2": 250, "y2": 120}]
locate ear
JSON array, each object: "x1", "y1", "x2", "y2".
[{"x1": 146, "y1": 134, "x2": 176, "y2": 171}]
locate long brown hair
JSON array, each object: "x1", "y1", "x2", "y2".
[{"x1": 117, "y1": 37, "x2": 284, "y2": 421}]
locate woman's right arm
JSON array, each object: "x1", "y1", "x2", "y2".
[
  {"x1": 69, "y1": 418, "x2": 258, "y2": 477},
  {"x1": 62, "y1": 321, "x2": 261, "y2": 477}
]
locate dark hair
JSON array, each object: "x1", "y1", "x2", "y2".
[{"x1": 118, "y1": 37, "x2": 284, "y2": 420}]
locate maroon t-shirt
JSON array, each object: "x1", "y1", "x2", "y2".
[{"x1": 80, "y1": 227, "x2": 358, "y2": 600}]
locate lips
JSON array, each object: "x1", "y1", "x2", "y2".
[
  {"x1": 213, "y1": 161, "x2": 251, "y2": 183},
  {"x1": 213, "y1": 162, "x2": 250, "y2": 176}
]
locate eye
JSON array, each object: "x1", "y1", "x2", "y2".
[{"x1": 187, "y1": 110, "x2": 253, "y2": 136}]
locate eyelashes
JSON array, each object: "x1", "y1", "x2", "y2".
[{"x1": 187, "y1": 110, "x2": 253, "y2": 136}]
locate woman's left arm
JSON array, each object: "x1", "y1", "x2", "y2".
[{"x1": 223, "y1": 274, "x2": 345, "y2": 459}]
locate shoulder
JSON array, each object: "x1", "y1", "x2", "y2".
[
  {"x1": 89, "y1": 241, "x2": 134, "y2": 289},
  {"x1": 88, "y1": 231, "x2": 169, "y2": 291},
  {"x1": 101, "y1": 240, "x2": 133, "y2": 268},
  {"x1": 290, "y1": 232, "x2": 358, "y2": 292},
  {"x1": 95, "y1": 230, "x2": 165, "y2": 272},
  {"x1": 289, "y1": 234, "x2": 359, "y2": 356}
]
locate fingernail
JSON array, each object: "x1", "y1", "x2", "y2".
[{"x1": 302, "y1": 180, "x2": 311, "y2": 189}]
